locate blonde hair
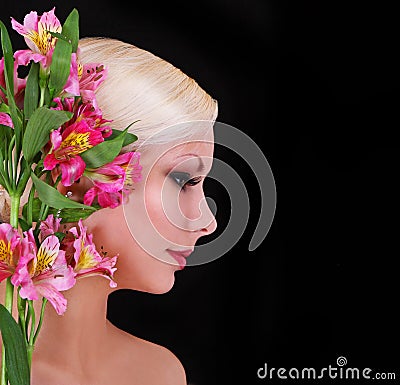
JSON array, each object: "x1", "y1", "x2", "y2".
[
  {"x1": 78, "y1": 37, "x2": 218, "y2": 149},
  {"x1": 0, "y1": 37, "x2": 218, "y2": 223}
]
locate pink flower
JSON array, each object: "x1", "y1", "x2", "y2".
[
  {"x1": 39, "y1": 214, "x2": 61, "y2": 239},
  {"x1": 0, "y1": 57, "x2": 26, "y2": 108},
  {"x1": 0, "y1": 223, "x2": 22, "y2": 283},
  {"x1": 63, "y1": 53, "x2": 80, "y2": 96},
  {"x1": 52, "y1": 97, "x2": 112, "y2": 138},
  {"x1": 11, "y1": 231, "x2": 76, "y2": 315},
  {"x1": 78, "y1": 63, "x2": 108, "y2": 105},
  {"x1": 75, "y1": 102, "x2": 112, "y2": 138},
  {"x1": 43, "y1": 119, "x2": 104, "y2": 186},
  {"x1": 11, "y1": 8, "x2": 80, "y2": 96},
  {"x1": 69, "y1": 220, "x2": 117, "y2": 287},
  {"x1": 0, "y1": 112, "x2": 13, "y2": 128},
  {"x1": 84, "y1": 152, "x2": 142, "y2": 208},
  {"x1": 11, "y1": 8, "x2": 62, "y2": 68}
]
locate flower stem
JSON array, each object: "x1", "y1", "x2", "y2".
[
  {"x1": 33, "y1": 298, "x2": 47, "y2": 345},
  {"x1": 1, "y1": 195, "x2": 20, "y2": 385},
  {"x1": 1, "y1": 278, "x2": 14, "y2": 385},
  {"x1": 0, "y1": 194, "x2": 21, "y2": 385},
  {"x1": 27, "y1": 301, "x2": 36, "y2": 370},
  {"x1": 9, "y1": 194, "x2": 21, "y2": 229},
  {"x1": 17, "y1": 294, "x2": 27, "y2": 341}
]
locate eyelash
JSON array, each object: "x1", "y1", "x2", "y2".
[{"x1": 169, "y1": 172, "x2": 202, "y2": 191}]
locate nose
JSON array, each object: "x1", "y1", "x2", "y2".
[
  {"x1": 184, "y1": 193, "x2": 217, "y2": 235},
  {"x1": 197, "y1": 196, "x2": 217, "y2": 235}
]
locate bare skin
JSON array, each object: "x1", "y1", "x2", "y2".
[
  {"x1": 1, "y1": 277, "x2": 186, "y2": 385},
  {"x1": 0, "y1": 134, "x2": 216, "y2": 384}
]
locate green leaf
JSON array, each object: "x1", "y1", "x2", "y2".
[
  {"x1": 18, "y1": 217, "x2": 31, "y2": 232},
  {"x1": 48, "y1": 37, "x2": 72, "y2": 98},
  {"x1": 0, "y1": 123, "x2": 13, "y2": 142},
  {"x1": 23, "y1": 63, "x2": 40, "y2": 119},
  {"x1": 0, "y1": 103, "x2": 10, "y2": 113},
  {"x1": 53, "y1": 206, "x2": 99, "y2": 223},
  {"x1": 54, "y1": 231, "x2": 66, "y2": 242},
  {"x1": 22, "y1": 196, "x2": 41, "y2": 222},
  {"x1": 31, "y1": 172, "x2": 96, "y2": 211},
  {"x1": 0, "y1": 20, "x2": 15, "y2": 97},
  {"x1": 107, "y1": 128, "x2": 138, "y2": 147},
  {"x1": 81, "y1": 128, "x2": 129, "y2": 169},
  {"x1": 48, "y1": 31, "x2": 70, "y2": 43},
  {"x1": 0, "y1": 123, "x2": 13, "y2": 158},
  {"x1": 0, "y1": 20, "x2": 22, "y2": 136},
  {"x1": 62, "y1": 9, "x2": 79, "y2": 53},
  {"x1": 0, "y1": 304, "x2": 31, "y2": 385},
  {"x1": 23, "y1": 197, "x2": 97, "y2": 223},
  {"x1": 22, "y1": 107, "x2": 72, "y2": 164}
]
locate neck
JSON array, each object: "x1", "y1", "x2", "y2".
[{"x1": 1, "y1": 276, "x2": 113, "y2": 375}]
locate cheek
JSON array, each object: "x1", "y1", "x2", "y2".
[
  {"x1": 84, "y1": 206, "x2": 176, "y2": 293},
  {"x1": 123, "y1": 176, "x2": 173, "y2": 257}
]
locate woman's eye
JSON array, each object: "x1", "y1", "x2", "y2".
[{"x1": 169, "y1": 172, "x2": 202, "y2": 191}]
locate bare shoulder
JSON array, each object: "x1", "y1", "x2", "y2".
[
  {"x1": 138, "y1": 337, "x2": 187, "y2": 385},
  {"x1": 111, "y1": 323, "x2": 187, "y2": 385}
]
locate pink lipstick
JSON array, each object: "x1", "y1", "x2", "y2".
[{"x1": 167, "y1": 249, "x2": 193, "y2": 270}]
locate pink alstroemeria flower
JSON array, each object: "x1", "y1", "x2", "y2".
[
  {"x1": 0, "y1": 223, "x2": 22, "y2": 283},
  {"x1": 11, "y1": 8, "x2": 62, "y2": 68},
  {"x1": 11, "y1": 231, "x2": 76, "y2": 315},
  {"x1": 62, "y1": 52, "x2": 80, "y2": 96},
  {"x1": 78, "y1": 63, "x2": 108, "y2": 105},
  {"x1": 39, "y1": 213, "x2": 61, "y2": 239},
  {"x1": 52, "y1": 97, "x2": 112, "y2": 138},
  {"x1": 69, "y1": 220, "x2": 117, "y2": 287},
  {"x1": 75, "y1": 102, "x2": 112, "y2": 138},
  {"x1": 43, "y1": 119, "x2": 104, "y2": 186},
  {"x1": 0, "y1": 57, "x2": 27, "y2": 108},
  {"x1": 11, "y1": 8, "x2": 79, "y2": 96},
  {"x1": 84, "y1": 152, "x2": 142, "y2": 209},
  {"x1": 0, "y1": 112, "x2": 13, "y2": 128}
]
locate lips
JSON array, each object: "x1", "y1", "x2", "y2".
[{"x1": 166, "y1": 249, "x2": 193, "y2": 270}]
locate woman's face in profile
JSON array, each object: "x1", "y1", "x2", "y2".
[{"x1": 84, "y1": 128, "x2": 217, "y2": 293}]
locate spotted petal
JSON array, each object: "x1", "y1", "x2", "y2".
[{"x1": 12, "y1": 234, "x2": 76, "y2": 315}]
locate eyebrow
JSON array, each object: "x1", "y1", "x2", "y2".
[{"x1": 176, "y1": 153, "x2": 206, "y2": 172}]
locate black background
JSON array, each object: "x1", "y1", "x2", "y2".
[{"x1": 1, "y1": 1, "x2": 398, "y2": 384}]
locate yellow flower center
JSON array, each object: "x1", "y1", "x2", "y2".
[
  {"x1": 0, "y1": 240, "x2": 12, "y2": 266},
  {"x1": 76, "y1": 243, "x2": 98, "y2": 271},
  {"x1": 78, "y1": 63, "x2": 83, "y2": 79},
  {"x1": 25, "y1": 21, "x2": 61, "y2": 55},
  {"x1": 32, "y1": 241, "x2": 58, "y2": 276},
  {"x1": 123, "y1": 163, "x2": 135, "y2": 188},
  {"x1": 58, "y1": 131, "x2": 93, "y2": 157}
]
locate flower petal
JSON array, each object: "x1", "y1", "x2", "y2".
[
  {"x1": 0, "y1": 268, "x2": 13, "y2": 283},
  {"x1": 97, "y1": 190, "x2": 122, "y2": 209},
  {"x1": 83, "y1": 187, "x2": 97, "y2": 206},
  {"x1": 63, "y1": 53, "x2": 80, "y2": 96},
  {"x1": 39, "y1": 214, "x2": 61, "y2": 239},
  {"x1": 59, "y1": 155, "x2": 86, "y2": 186},
  {"x1": 34, "y1": 250, "x2": 76, "y2": 292},
  {"x1": 11, "y1": 16, "x2": 31, "y2": 35},
  {"x1": 14, "y1": 49, "x2": 46, "y2": 66},
  {"x1": 75, "y1": 255, "x2": 118, "y2": 288},
  {"x1": 35, "y1": 284, "x2": 67, "y2": 315},
  {"x1": 0, "y1": 112, "x2": 13, "y2": 128},
  {"x1": 43, "y1": 153, "x2": 58, "y2": 171}
]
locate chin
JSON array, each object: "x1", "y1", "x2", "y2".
[{"x1": 145, "y1": 273, "x2": 176, "y2": 294}]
